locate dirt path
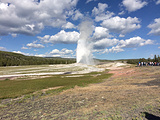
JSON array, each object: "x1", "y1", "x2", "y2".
[{"x1": 0, "y1": 66, "x2": 160, "y2": 120}]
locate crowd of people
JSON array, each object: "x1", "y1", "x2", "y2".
[{"x1": 138, "y1": 62, "x2": 160, "y2": 66}]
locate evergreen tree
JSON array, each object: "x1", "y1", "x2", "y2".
[{"x1": 154, "y1": 55, "x2": 158, "y2": 62}]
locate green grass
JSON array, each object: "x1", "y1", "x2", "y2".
[{"x1": 0, "y1": 71, "x2": 112, "y2": 99}]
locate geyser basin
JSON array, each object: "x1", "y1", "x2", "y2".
[{"x1": 76, "y1": 20, "x2": 94, "y2": 65}]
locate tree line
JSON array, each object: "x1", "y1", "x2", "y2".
[
  {"x1": 0, "y1": 51, "x2": 76, "y2": 66},
  {"x1": 127, "y1": 55, "x2": 160, "y2": 64}
]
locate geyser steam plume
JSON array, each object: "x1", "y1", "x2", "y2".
[{"x1": 76, "y1": 20, "x2": 94, "y2": 65}]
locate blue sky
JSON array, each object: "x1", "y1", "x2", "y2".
[{"x1": 0, "y1": 0, "x2": 160, "y2": 60}]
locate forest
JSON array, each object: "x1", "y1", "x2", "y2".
[{"x1": 0, "y1": 51, "x2": 76, "y2": 66}]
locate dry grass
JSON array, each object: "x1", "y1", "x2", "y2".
[{"x1": 52, "y1": 66, "x2": 160, "y2": 119}]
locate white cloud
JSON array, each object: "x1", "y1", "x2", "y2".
[
  {"x1": 118, "y1": 11, "x2": 125, "y2": 15},
  {"x1": 27, "y1": 43, "x2": 45, "y2": 48},
  {"x1": 13, "y1": 51, "x2": 24, "y2": 54},
  {"x1": 38, "y1": 35, "x2": 51, "y2": 44},
  {"x1": 94, "y1": 11, "x2": 114, "y2": 22},
  {"x1": 50, "y1": 48, "x2": 74, "y2": 57},
  {"x1": 13, "y1": 51, "x2": 31, "y2": 56},
  {"x1": 72, "y1": 10, "x2": 83, "y2": 20},
  {"x1": 50, "y1": 49, "x2": 60, "y2": 54},
  {"x1": 39, "y1": 30, "x2": 80, "y2": 44},
  {"x1": 0, "y1": 0, "x2": 78, "y2": 36},
  {"x1": 101, "y1": 16, "x2": 141, "y2": 35},
  {"x1": 92, "y1": 3, "x2": 114, "y2": 22},
  {"x1": 94, "y1": 36, "x2": 154, "y2": 53},
  {"x1": 107, "y1": 46, "x2": 125, "y2": 53},
  {"x1": 86, "y1": 0, "x2": 97, "y2": 4},
  {"x1": 122, "y1": 0, "x2": 147, "y2": 12},
  {"x1": 156, "y1": 0, "x2": 160, "y2": 4},
  {"x1": 86, "y1": 0, "x2": 93, "y2": 3},
  {"x1": 61, "y1": 48, "x2": 74, "y2": 55},
  {"x1": 0, "y1": 2, "x2": 8, "y2": 10},
  {"x1": 93, "y1": 27, "x2": 112, "y2": 40},
  {"x1": 94, "y1": 38, "x2": 118, "y2": 49},
  {"x1": 21, "y1": 46, "x2": 28, "y2": 50},
  {"x1": 12, "y1": 48, "x2": 74, "y2": 58},
  {"x1": 119, "y1": 34, "x2": 125, "y2": 37},
  {"x1": 148, "y1": 18, "x2": 160, "y2": 36},
  {"x1": 118, "y1": 36, "x2": 154, "y2": 48},
  {"x1": 0, "y1": 46, "x2": 7, "y2": 51},
  {"x1": 35, "y1": 54, "x2": 46, "y2": 57},
  {"x1": 92, "y1": 3, "x2": 108, "y2": 15},
  {"x1": 62, "y1": 22, "x2": 76, "y2": 29},
  {"x1": 49, "y1": 30, "x2": 79, "y2": 44},
  {"x1": 158, "y1": 46, "x2": 160, "y2": 49},
  {"x1": 11, "y1": 33, "x2": 17, "y2": 37}
]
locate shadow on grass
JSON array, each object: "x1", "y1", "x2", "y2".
[{"x1": 143, "y1": 112, "x2": 160, "y2": 120}]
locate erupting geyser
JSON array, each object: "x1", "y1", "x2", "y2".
[{"x1": 76, "y1": 20, "x2": 94, "y2": 65}]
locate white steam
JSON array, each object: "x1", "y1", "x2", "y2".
[{"x1": 76, "y1": 20, "x2": 94, "y2": 65}]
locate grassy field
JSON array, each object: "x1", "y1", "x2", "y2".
[
  {"x1": 0, "y1": 71, "x2": 112, "y2": 99},
  {"x1": 0, "y1": 65, "x2": 160, "y2": 120}
]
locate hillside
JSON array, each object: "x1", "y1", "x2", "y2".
[{"x1": 0, "y1": 51, "x2": 76, "y2": 66}]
